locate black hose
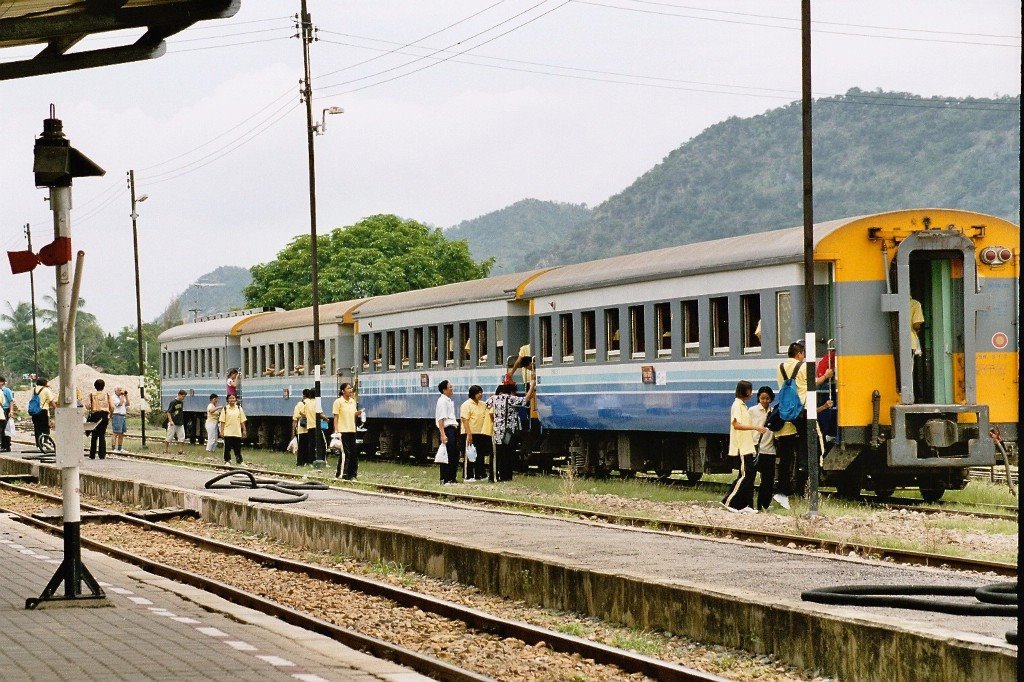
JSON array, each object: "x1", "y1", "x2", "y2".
[
  {"x1": 203, "y1": 470, "x2": 326, "y2": 503},
  {"x1": 802, "y1": 582, "x2": 1018, "y2": 643}
]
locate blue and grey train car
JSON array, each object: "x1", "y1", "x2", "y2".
[{"x1": 352, "y1": 271, "x2": 547, "y2": 457}]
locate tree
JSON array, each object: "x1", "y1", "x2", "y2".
[
  {"x1": 245, "y1": 214, "x2": 494, "y2": 309},
  {"x1": 0, "y1": 301, "x2": 39, "y2": 380}
]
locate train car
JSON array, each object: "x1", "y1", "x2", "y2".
[
  {"x1": 157, "y1": 307, "x2": 278, "y2": 439},
  {"x1": 518, "y1": 208, "x2": 1018, "y2": 499},
  {"x1": 352, "y1": 270, "x2": 549, "y2": 459},
  {"x1": 235, "y1": 299, "x2": 365, "y2": 447}
]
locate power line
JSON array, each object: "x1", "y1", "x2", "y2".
[
  {"x1": 315, "y1": 0, "x2": 507, "y2": 80},
  {"x1": 573, "y1": 1, "x2": 1022, "y2": 48},
  {"x1": 317, "y1": 0, "x2": 565, "y2": 92},
  {"x1": 167, "y1": 36, "x2": 292, "y2": 54},
  {"x1": 620, "y1": 0, "x2": 1022, "y2": 40},
  {"x1": 317, "y1": 34, "x2": 1019, "y2": 111},
  {"x1": 318, "y1": 1, "x2": 572, "y2": 97}
]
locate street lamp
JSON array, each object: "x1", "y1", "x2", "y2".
[
  {"x1": 313, "y1": 106, "x2": 343, "y2": 135},
  {"x1": 128, "y1": 170, "x2": 148, "y2": 448}
]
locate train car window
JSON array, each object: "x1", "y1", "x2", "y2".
[
  {"x1": 241, "y1": 348, "x2": 248, "y2": 378},
  {"x1": 459, "y1": 322, "x2": 471, "y2": 365},
  {"x1": 329, "y1": 339, "x2": 337, "y2": 374},
  {"x1": 215, "y1": 348, "x2": 221, "y2": 375},
  {"x1": 711, "y1": 297, "x2": 729, "y2": 356},
  {"x1": 560, "y1": 313, "x2": 574, "y2": 363},
  {"x1": 317, "y1": 340, "x2": 326, "y2": 372},
  {"x1": 386, "y1": 331, "x2": 396, "y2": 370},
  {"x1": 656, "y1": 302, "x2": 671, "y2": 358},
  {"x1": 444, "y1": 325, "x2": 454, "y2": 367},
  {"x1": 682, "y1": 300, "x2": 699, "y2": 357},
  {"x1": 776, "y1": 291, "x2": 791, "y2": 354},
  {"x1": 540, "y1": 316, "x2": 553, "y2": 365},
  {"x1": 278, "y1": 343, "x2": 286, "y2": 374},
  {"x1": 476, "y1": 321, "x2": 488, "y2": 365},
  {"x1": 494, "y1": 319, "x2": 505, "y2": 366},
  {"x1": 360, "y1": 335, "x2": 370, "y2": 370},
  {"x1": 741, "y1": 294, "x2": 761, "y2": 354},
  {"x1": 372, "y1": 332, "x2": 383, "y2": 371},
  {"x1": 414, "y1": 328, "x2": 424, "y2": 368},
  {"x1": 400, "y1": 330, "x2": 410, "y2": 369},
  {"x1": 429, "y1": 327, "x2": 439, "y2": 367},
  {"x1": 582, "y1": 311, "x2": 596, "y2": 362},
  {"x1": 605, "y1": 309, "x2": 621, "y2": 360},
  {"x1": 296, "y1": 342, "x2": 306, "y2": 374},
  {"x1": 629, "y1": 305, "x2": 646, "y2": 359}
]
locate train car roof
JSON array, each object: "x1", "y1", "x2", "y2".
[
  {"x1": 520, "y1": 216, "x2": 856, "y2": 297},
  {"x1": 237, "y1": 298, "x2": 367, "y2": 334},
  {"x1": 352, "y1": 270, "x2": 552, "y2": 318},
  {"x1": 157, "y1": 309, "x2": 277, "y2": 343}
]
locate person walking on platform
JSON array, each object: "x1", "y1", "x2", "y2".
[
  {"x1": 487, "y1": 382, "x2": 535, "y2": 482},
  {"x1": 0, "y1": 376, "x2": 13, "y2": 452},
  {"x1": 435, "y1": 380, "x2": 459, "y2": 484},
  {"x1": 28, "y1": 377, "x2": 54, "y2": 451},
  {"x1": 773, "y1": 341, "x2": 833, "y2": 510},
  {"x1": 163, "y1": 390, "x2": 187, "y2": 456},
  {"x1": 460, "y1": 385, "x2": 492, "y2": 482},
  {"x1": 86, "y1": 379, "x2": 114, "y2": 460},
  {"x1": 749, "y1": 386, "x2": 777, "y2": 511},
  {"x1": 205, "y1": 394, "x2": 221, "y2": 453},
  {"x1": 292, "y1": 389, "x2": 315, "y2": 466},
  {"x1": 111, "y1": 387, "x2": 129, "y2": 452},
  {"x1": 332, "y1": 383, "x2": 362, "y2": 480},
  {"x1": 218, "y1": 393, "x2": 247, "y2": 465},
  {"x1": 722, "y1": 380, "x2": 766, "y2": 513}
]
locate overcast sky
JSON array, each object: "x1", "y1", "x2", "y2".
[{"x1": 1, "y1": 1, "x2": 1020, "y2": 330}]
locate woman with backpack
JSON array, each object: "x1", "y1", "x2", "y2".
[
  {"x1": 86, "y1": 379, "x2": 114, "y2": 460},
  {"x1": 28, "y1": 377, "x2": 54, "y2": 451}
]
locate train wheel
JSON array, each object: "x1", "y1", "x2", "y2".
[
  {"x1": 834, "y1": 478, "x2": 861, "y2": 499},
  {"x1": 685, "y1": 471, "x2": 703, "y2": 483},
  {"x1": 873, "y1": 488, "x2": 896, "y2": 500},
  {"x1": 920, "y1": 484, "x2": 946, "y2": 502}
]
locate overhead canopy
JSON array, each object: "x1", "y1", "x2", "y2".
[{"x1": 0, "y1": 0, "x2": 240, "y2": 80}]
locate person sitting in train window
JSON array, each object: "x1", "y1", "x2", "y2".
[
  {"x1": 293, "y1": 364, "x2": 305, "y2": 375},
  {"x1": 263, "y1": 364, "x2": 276, "y2": 377},
  {"x1": 373, "y1": 350, "x2": 382, "y2": 370},
  {"x1": 754, "y1": 319, "x2": 761, "y2": 342},
  {"x1": 361, "y1": 355, "x2": 370, "y2": 370},
  {"x1": 909, "y1": 296, "x2": 925, "y2": 402}
]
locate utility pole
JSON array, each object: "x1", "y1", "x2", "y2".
[
  {"x1": 128, "y1": 170, "x2": 147, "y2": 448},
  {"x1": 297, "y1": 0, "x2": 326, "y2": 467},
  {"x1": 800, "y1": 0, "x2": 819, "y2": 516},
  {"x1": 24, "y1": 223, "x2": 39, "y2": 375}
]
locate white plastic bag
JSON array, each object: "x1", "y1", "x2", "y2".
[
  {"x1": 466, "y1": 443, "x2": 477, "y2": 463},
  {"x1": 434, "y1": 443, "x2": 448, "y2": 464},
  {"x1": 5, "y1": 418, "x2": 14, "y2": 438},
  {"x1": 286, "y1": 437, "x2": 298, "y2": 454}
]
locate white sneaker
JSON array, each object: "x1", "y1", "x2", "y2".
[
  {"x1": 773, "y1": 494, "x2": 791, "y2": 510},
  {"x1": 464, "y1": 477, "x2": 476, "y2": 482},
  {"x1": 739, "y1": 507, "x2": 757, "y2": 514}
]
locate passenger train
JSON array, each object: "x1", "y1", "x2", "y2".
[{"x1": 158, "y1": 209, "x2": 1019, "y2": 501}]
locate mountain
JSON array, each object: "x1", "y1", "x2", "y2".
[
  {"x1": 547, "y1": 89, "x2": 1020, "y2": 264},
  {"x1": 445, "y1": 199, "x2": 591, "y2": 273},
  {"x1": 157, "y1": 265, "x2": 252, "y2": 324}
]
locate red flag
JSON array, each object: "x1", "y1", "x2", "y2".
[
  {"x1": 7, "y1": 250, "x2": 38, "y2": 274},
  {"x1": 37, "y1": 237, "x2": 72, "y2": 266}
]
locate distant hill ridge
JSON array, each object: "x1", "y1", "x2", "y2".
[{"x1": 450, "y1": 89, "x2": 1019, "y2": 270}]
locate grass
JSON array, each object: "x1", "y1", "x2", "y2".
[{"x1": 608, "y1": 630, "x2": 665, "y2": 656}]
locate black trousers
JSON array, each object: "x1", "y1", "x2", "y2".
[
  {"x1": 440, "y1": 426, "x2": 460, "y2": 483},
  {"x1": 722, "y1": 453, "x2": 756, "y2": 510},
  {"x1": 756, "y1": 454, "x2": 777, "y2": 510},
  {"x1": 336, "y1": 431, "x2": 357, "y2": 479},
  {"x1": 494, "y1": 436, "x2": 517, "y2": 482},
  {"x1": 297, "y1": 432, "x2": 310, "y2": 465},
  {"x1": 88, "y1": 413, "x2": 109, "y2": 459},
  {"x1": 462, "y1": 434, "x2": 492, "y2": 481},
  {"x1": 0, "y1": 410, "x2": 10, "y2": 451},
  {"x1": 775, "y1": 422, "x2": 809, "y2": 497},
  {"x1": 224, "y1": 436, "x2": 242, "y2": 464},
  {"x1": 31, "y1": 411, "x2": 49, "y2": 448}
]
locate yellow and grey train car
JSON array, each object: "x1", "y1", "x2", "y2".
[{"x1": 818, "y1": 209, "x2": 1018, "y2": 499}]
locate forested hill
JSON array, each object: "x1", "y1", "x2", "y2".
[
  {"x1": 157, "y1": 265, "x2": 252, "y2": 324},
  {"x1": 547, "y1": 89, "x2": 1019, "y2": 264},
  {"x1": 445, "y1": 198, "x2": 591, "y2": 273}
]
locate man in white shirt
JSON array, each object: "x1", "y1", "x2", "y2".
[{"x1": 435, "y1": 380, "x2": 459, "y2": 484}]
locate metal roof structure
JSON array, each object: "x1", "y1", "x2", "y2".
[
  {"x1": 0, "y1": 0, "x2": 240, "y2": 80},
  {"x1": 157, "y1": 308, "x2": 270, "y2": 344},
  {"x1": 238, "y1": 299, "x2": 368, "y2": 334},
  {"x1": 520, "y1": 216, "x2": 856, "y2": 298},
  {"x1": 352, "y1": 270, "x2": 550, "y2": 319}
]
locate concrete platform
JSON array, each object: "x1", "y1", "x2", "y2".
[
  {"x1": 0, "y1": 512, "x2": 428, "y2": 682},
  {"x1": 0, "y1": 449, "x2": 1016, "y2": 681}
]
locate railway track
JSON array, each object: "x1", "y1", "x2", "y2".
[
  {"x1": 15, "y1": 445, "x2": 1013, "y2": 577},
  {"x1": 0, "y1": 480, "x2": 728, "y2": 682}
]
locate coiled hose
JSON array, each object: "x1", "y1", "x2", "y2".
[{"x1": 205, "y1": 469, "x2": 329, "y2": 504}]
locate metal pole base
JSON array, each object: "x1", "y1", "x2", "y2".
[{"x1": 25, "y1": 522, "x2": 105, "y2": 609}]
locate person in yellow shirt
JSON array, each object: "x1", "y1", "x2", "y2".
[
  {"x1": 460, "y1": 385, "x2": 493, "y2": 482},
  {"x1": 332, "y1": 382, "x2": 363, "y2": 480},
  {"x1": 292, "y1": 389, "x2": 316, "y2": 466},
  {"x1": 29, "y1": 377, "x2": 55, "y2": 451},
  {"x1": 218, "y1": 393, "x2": 247, "y2": 465}
]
